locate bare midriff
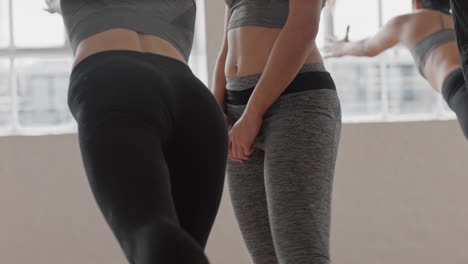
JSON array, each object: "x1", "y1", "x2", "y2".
[
  {"x1": 406, "y1": 10, "x2": 462, "y2": 91},
  {"x1": 73, "y1": 28, "x2": 187, "y2": 68},
  {"x1": 225, "y1": 26, "x2": 324, "y2": 78},
  {"x1": 424, "y1": 42, "x2": 461, "y2": 91}
]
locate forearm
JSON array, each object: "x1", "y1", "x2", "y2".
[
  {"x1": 342, "y1": 39, "x2": 375, "y2": 57},
  {"x1": 243, "y1": 25, "x2": 315, "y2": 118}
]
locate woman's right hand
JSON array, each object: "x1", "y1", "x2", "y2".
[{"x1": 323, "y1": 25, "x2": 350, "y2": 58}]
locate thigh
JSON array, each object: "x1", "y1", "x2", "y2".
[
  {"x1": 71, "y1": 61, "x2": 180, "y2": 237},
  {"x1": 227, "y1": 149, "x2": 279, "y2": 264},
  {"x1": 263, "y1": 91, "x2": 341, "y2": 264},
  {"x1": 77, "y1": 112, "x2": 183, "y2": 260},
  {"x1": 168, "y1": 82, "x2": 228, "y2": 248},
  {"x1": 69, "y1": 53, "x2": 211, "y2": 263}
]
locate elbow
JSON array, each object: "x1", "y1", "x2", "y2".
[
  {"x1": 366, "y1": 49, "x2": 381, "y2": 57},
  {"x1": 362, "y1": 41, "x2": 380, "y2": 57},
  {"x1": 303, "y1": 25, "x2": 320, "y2": 44},
  {"x1": 366, "y1": 50, "x2": 379, "y2": 57},
  {"x1": 296, "y1": 26, "x2": 319, "y2": 50}
]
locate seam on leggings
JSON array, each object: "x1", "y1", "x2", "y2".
[
  {"x1": 324, "y1": 106, "x2": 340, "y2": 263},
  {"x1": 327, "y1": 106, "x2": 341, "y2": 197}
]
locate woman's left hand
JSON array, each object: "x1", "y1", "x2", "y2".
[{"x1": 228, "y1": 113, "x2": 263, "y2": 163}]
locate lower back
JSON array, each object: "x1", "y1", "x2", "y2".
[{"x1": 73, "y1": 29, "x2": 187, "y2": 68}]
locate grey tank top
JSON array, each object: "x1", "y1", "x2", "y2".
[
  {"x1": 410, "y1": 12, "x2": 456, "y2": 77},
  {"x1": 224, "y1": 0, "x2": 325, "y2": 30},
  {"x1": 61, "y1": 0, "x2": 196, "y2": 61}
]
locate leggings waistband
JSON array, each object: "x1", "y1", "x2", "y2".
[
  {"x1": 70, "y1": 50, "x2": 192, "y2": 85},
  {"x1": 226, "y1": 64, "x2": 327, "y2": 91},
  {"x1": 68, "y1": 50, "x2": 195, "y2": 110},
  {"x1": 225, "y1": 71, "x2": 336, "y2": 106}
]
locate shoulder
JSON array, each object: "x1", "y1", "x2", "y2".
[{"x1": 386, "y1": 13, "x2": 414, "y2": 29}]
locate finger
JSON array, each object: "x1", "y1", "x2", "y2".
[
  {"x1": 228, "y1": 135, "x2": 237, "y2": 158},
  {"x1": 244, "y1": 143, "x2": 254, "y2": 156},
  {"x1": 231, "y1": 139, "x2": 239, "y2": 158},
  {"x1": 228, "y1": 155, "x2": 244, "y2": 163},
  {"x1": 228, "y1": 153, "x2": 244, "y2": 163},
  {"x1": 236, "y1": 142, "x2": 248, "y2": 160},
  {"x1": 345, "y1": 25, "x2": 350, "y2": 41}
]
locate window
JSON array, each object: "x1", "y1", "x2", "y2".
[
  {"x1": 323, "y1": 0, "x2": 455, "y2": 122},
  {"x1": 0, "y1": 0, "x2": 208, "y2": 136}
]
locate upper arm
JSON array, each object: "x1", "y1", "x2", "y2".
[
  {"x1": 219, "y1": 6, "x2": 231, "y2": 55},
  {"x1": 287, "y1": 0, "x2": 323, "y2": 37},
  {"x1": 365, "y1": 15, "x2": 409, "y2": 56},
  {"x1": 223, "y1": 7, "x2": 231, "y2": 46}
]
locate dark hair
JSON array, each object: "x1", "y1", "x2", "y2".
[{"x1": 420, "y1": 0, "x2": 451, "y2": 12}]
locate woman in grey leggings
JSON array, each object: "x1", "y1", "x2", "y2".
[{"x1": 213, "y1": 1, "x2": 340, "y2": 263}]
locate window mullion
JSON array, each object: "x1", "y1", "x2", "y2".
[
  {"x1": 377, "y1": 0, "x2": 383, "y2": 28},
  {"x1": 0, "y1": 47, "x2": 71, "y2": 57},
  {"x1": 380, "y1": 59, "x2": 389, "y2": 120},
  {"x1": 323, "y1": 5, "x2": 334, "y2": 38},
  {"x1": 8, "y1": 0, "x2": 19, "y2": 134}
]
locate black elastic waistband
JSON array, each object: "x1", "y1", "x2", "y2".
[
  {"x1": 442, "y1": 68, "x2": 465, "y2": 101},
  {"x1": 69, "y1": 50, "x2": 192, "y2": 87},
  {"x1": 71, "y1": 50, "x2": 191, "y2": 77},
  {"x1": 225, "y1": 71, "x2": 336, "y2": 105}
]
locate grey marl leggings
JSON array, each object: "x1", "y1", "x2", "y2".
[{"x1": 225, "y1": 68, "x2": 342, "y2": 264}]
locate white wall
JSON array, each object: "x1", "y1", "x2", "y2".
[
  {"x1": 1, "y1": 121, "x2": 467, "y2": 264},
  {"x1": 0, "y1": 2, "x2": 467, "y2": 264}
]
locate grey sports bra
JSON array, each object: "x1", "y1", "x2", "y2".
[
  {"x1": 410, "y1": 12, "x2": 456, "y2": 77},
  {"x1": 225, "y1": 0, "x2": 325, "y2": 30},
  {"x1": 61, "y1": 0, "x2": 196, "y2": 61}
]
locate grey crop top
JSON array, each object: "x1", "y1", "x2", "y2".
[
  {"x1": 225, "y1": 0, "x2": 325, "y2": 30},
  {"x1": 61, "y1": 0, "x2": 196, "y2": 61},
  {"x1": 410, "y1": 12, "x2": 456, "y2": 77}
]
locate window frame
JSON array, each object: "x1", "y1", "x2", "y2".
[
  {"x1": 0, "y1": 0, "x2": 208, "y2": 136},
  {"x1": 0, "y1": 0, "x2": 72, "y2": 136},
  {"x1": 0, "y1": 0, "x2": 457, "y2": 136}
]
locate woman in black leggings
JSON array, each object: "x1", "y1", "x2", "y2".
[{"x1": 46, "y1": 1, "x2": 227, "y2": 263}]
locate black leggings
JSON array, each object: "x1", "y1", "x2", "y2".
[
  {"x1": 450, "y1": 0, "x2": 468, "y2": 84},
  {"x1": 68, "y1": 51, "x2": 228, "y2": 263},
  {"x1": 442, "y1": 68, "x2": 468, "y2": 140}
]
